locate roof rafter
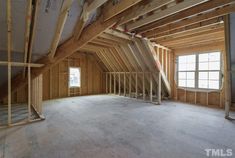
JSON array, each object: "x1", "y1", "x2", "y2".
[
  {"x1": 0, "y1": 0, "x2": 142, "y2": 99},
  {"x1": 48, "y1": 0, "x2": 74, "y2": 58},
  {"x1": 136, "y1": 0, "x2": 234, "y2": 34},
  {"x1": 127, "y1": 0, "x2": 208, "y2": 31}
]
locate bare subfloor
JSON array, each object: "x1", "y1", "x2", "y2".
[{"x1": 1, "y1": 95, "x2": 235, "y2": 158}]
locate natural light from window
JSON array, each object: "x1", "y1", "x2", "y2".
[
  {"x1": 69, "y1": 67, "x2": 81, "y2": 88},
  {"x1": 177, "y1": 52, "x2": 221, "y2": 90}
]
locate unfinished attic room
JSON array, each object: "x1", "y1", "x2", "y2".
[{"x1": 1, "y1": 0, "x2": 235, "y2": 157}]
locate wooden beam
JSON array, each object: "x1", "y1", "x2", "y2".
[
  {"x1": 109, "y1": 73, "x2": 112, "y2": 93},
  {"x1": 105, "y1": 29, "x2": 132, "y2": 41},
  {"x1": 48, "y1": 0, "x2": 73, "y2": 58},
  {"x1": 136, "y1": 0, "x2": 234, "y2": 34},
  {"x1": 74, "y1": 0, "x2": 108, "y2": 40},
  {"x1": 117, "y1": 0, "x2": 174, "y2": 26},
  {"x1": 124, "y1": 72, "x2": 126, "y2": 96},
  {"x1": 23, "y1": 0, "x2": 32, "y2": 74},
  {"x1": 87, "y1": 0, "x2": 107, "y2": 14},
  {"x1": 156, "y1": 27, "x2": 224, "y2": 43},
  {"x1": 0, "y1": 61, "x2": 44, "y2": 67},
  {"x1": 106, "y1": 73, "x2": 108, "y2": 93},
  {"x1": 143, "y1": 40, "x2": 171, "y2": 95},
  {"x1": 150, "y1": 73, "x2": 153, "y2": 102},
  {"x1": 0, "y1": 0, "x2": 146, "y2": 100},
  {"x1": 143, "y1": 4, "x2": 235, "y2": 38},
  {"x1": 152, "y1": 18, "x2": 223, "y2": 40},
  {"x1": 136, "y1": 72, "x2": 138, "y2": 98},
  {"x1": 159, "y1": 31, "x2": 224, "y2": 46},
  {"x1": 28, "y1": 0, "x2": 40, "y2": 62},
  {"x1": 73, "y1": 2, "x2": 88, "y2": 40},
  {"x1": 224, "y1": 14, "x2": 232, "y2": 117},
  {"x1": 158, "y1": 72, "x2": 161, "y2": 104},
  {"x1": 103, "y1": 0, "x2": 142, "y2": 21},
  {"x1": 7, "y1": 0, "x2": 12, "y2": 125},
  {"x1": 127, "y1": 0, "x2": 208, "y2": 31},
  {"x1": 28, "y1": 66, "x2": 31, "y2": 121},
  {"x1": 119, "y1": 73, "x2": 121, "y2": 95},
  {"x1": 129, "y1": 73, "x2": 132, "y2": 97},
  {"x1": 143, "y1": 73, "x2": 145, "y2": 100},
  {"x1": 114, "y1": 73, "x2": 116, "y2": 94}
]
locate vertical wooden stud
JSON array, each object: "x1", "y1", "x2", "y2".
[
  {"x1": 135, "y1": 72, "x2": 138, "y2": 99},
  {"x1": 114, "y1": 73, "x2": 116, "y2": 94},
  {"x1": 28, "y1": 66, "x2": 31, "y2": 121},
  {"x1": 124, "y1": 72, "x2": 126, "y2": 96},
  {"x1": 109, "y1": 73, "x2": 112, "y2": 94},
  {"x1": 150, "y1": 73, "x2": 153, "y2": 102},
  {"x1": 7, "y1": 0, "x2": 12, "y2": 125},
  {"x1": 158, "y1": 72, "x2": 161, "y2": 104},
  {"x1": 105, "y1": 73, "x2": 108, "y2": 93},
  {"x1": 119, "y1": 73, "x2": 121, "y2": 95},
  {"x1": 143, "y1": 72, "x2": 145, "y2": 100},
  {"x1": 129, "y1": 73, "x2": 132, "y2": 97}
]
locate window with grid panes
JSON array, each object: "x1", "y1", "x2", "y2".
[{"x1": 177, "y1": 52, "x2": 221, "y2": 90}]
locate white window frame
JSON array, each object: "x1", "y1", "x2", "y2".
[
  {"x1": 69, "y1": 67, "x2": 81, "y2": 88},
  {"x1": 177, "y1": 52, "x2": 222, "y2": 90}
]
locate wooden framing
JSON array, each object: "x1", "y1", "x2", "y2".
[
  {"x1": 104, "y1": 72, "x2": 161, "y2": 104},
  {"x1": 3, "y1": 0, "x2": 232, "y2": 115},
  {"x1": 143, "y1": 3, "x2": 235, "y2": 38},
  {"x1": 224, "y1": 15, "x2": 232, "y2": 117},
  {"x1": 103, "y1": 0, "x2": 142, "y2": 21},
  {"x1": 127, "y1": 0, "x2": 207, "y2": 31},
  {"x1": 7, "y1": 0, "x2": 12, "y2": 125},
  {"x1": 48, "y1": 0, "x2": 73, "y2": 58},
  {"x1": 0, "y1": 61, "x2": 44, "y2": 127},
  {"x1": 136, "y1": 0, "x2": 234, "y2": 34}
]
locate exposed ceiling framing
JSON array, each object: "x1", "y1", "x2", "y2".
[{"x1": 0, "y1": 0, "x2": 234, "y2": 99}]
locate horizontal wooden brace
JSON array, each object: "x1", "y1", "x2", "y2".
[{"x1": 0, "y1": 61, "x2": 44, "y2": 67}]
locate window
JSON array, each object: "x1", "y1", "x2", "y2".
[
  {"x1": 177, "y1": 52, "x2": 221, "y2": 90},
  {"x1": 69, "y1": 67, "x2": 81, "y2": 87},
  {"x1": 178, "y1": 55, "x2": 196, "y2": 88}
]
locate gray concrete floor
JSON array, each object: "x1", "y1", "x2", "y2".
[{"x1": 0, "y1": 95, "x2": 235, "y2": 158}]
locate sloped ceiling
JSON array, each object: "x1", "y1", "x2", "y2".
[{"x1": 0, "y1": 0, "x2": 100, "y2": 86}]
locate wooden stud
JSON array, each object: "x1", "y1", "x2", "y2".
[
  {"x1": 150, "y1": 73, "x2": 153, "y2": 102},
  {"x1": 124, "y1": 72, "x2": 126, "y2": 96},
  {"x1": 109, "y1": 73, "x2": 112, "y2": 94},
  {"x1": 143, "y1": 72, "x2": 145, "y2": 100},
  {"x1": 48, "y1": 0, "x2": 73, "y2": 58},
  {"x1": 114, "y1": 73, "x2": 116, "y2": 94},
  {"x1": 129, "y1": 73, "x2": 132, "y2": 97},
  {"x1": 106, "y1": 73, "x2": 108, "y2": 93},
  {"x1": 127, "y1": 0, "x2": 207, "y2": 30},
  {"x1": 119, "y1": 73, "x2": 121, "y2": 95},
  {"x1": 158, "y1": 72, "x2": 161, "y2": 104},
  {"x1": 7, "y1": 0, "x2": 12, "y2": 126},
  {"x1": 136, "y1": 72, "x2": 138, "y2": 99},
  {"x1": 23, "y1": 0, "x2": 32, "y2": 76},
  {"x1": 28, "y1": 66, "x2": 31, "y2": 121}
]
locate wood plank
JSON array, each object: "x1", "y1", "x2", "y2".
[
  {"x1": 127, "y1": 0, "x2": 208, "y2": 30},
  {"x1": 7, "y1": 0, "x2": 12, "y2": 125},
  {"x1": 103, "y1": 0, "x2": 141, "y2": 21},
  {"x1": 117, "y1": 0, "x2": 174, "y2": 26},
  {"x1": 23, "y1": 0, "x2": 32, "y2": 76},
  {"x1": 136, "y1": 0, "x2": 234, "y2": 34},
  {"x1": 143, "y1": 4, "x2": 235, "y2": 38},
  {"x1": 0, "y1": 0, "x2": 139, "y2": 100},
  {"x1": 48, "y1": 0, "x2": 73, "y2": 58}
]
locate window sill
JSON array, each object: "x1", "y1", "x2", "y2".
[{"x1": 177, "y1": 87, "x2": 221, "y2": 93}]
